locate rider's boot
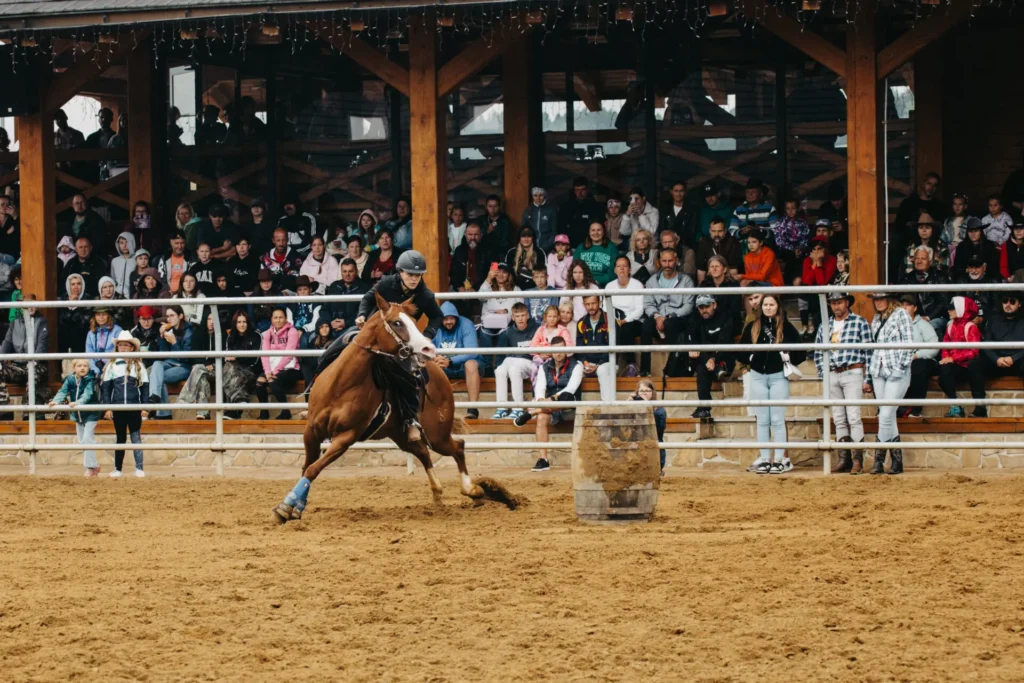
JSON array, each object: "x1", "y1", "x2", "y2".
[{"x1": 406, "y1": 419, "x2": 423, "y2": 443}]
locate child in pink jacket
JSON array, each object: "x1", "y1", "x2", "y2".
[
  {"x1": 256, "y1": 307, "x2": 301, "y2": 420},
  {"x1": 530, "y1": 305, "x2": 573, "y2": 366},
  {"x1": 546, "y1": 234, "x2": 573, "y2": 289}
]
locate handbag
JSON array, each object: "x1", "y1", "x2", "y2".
[{"x1": 781, "y1": 352, "x2": 803, "y2": 380}]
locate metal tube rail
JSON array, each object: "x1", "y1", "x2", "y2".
[
  {"x1": 14, "y1": 441, "x2": 1023, "y2": 452},
  {"x1": 7, "y1": 281, "x2": 1024, "y2": 311}
]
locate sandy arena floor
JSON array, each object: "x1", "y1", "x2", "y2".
[{"x1": 2, "y1": 468, "x2": 1024, "y2": 682}]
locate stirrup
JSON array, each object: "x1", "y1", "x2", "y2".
[{"x1": 405, "y1": 420, "x2": 422, "y2": 443}]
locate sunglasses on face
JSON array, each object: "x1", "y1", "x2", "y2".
[{"x1": 1003, "y1": 298, "x2": 1019, "y2": 305}]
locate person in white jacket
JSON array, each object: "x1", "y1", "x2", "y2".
[
  {"x1": 618, "y1": 187, "x2": 660, "y2": 240},
  {"x1": 478, "y1": 263, "x2": 524, "y2": 351},
  {"x1": 298, "y1": 236, "x2": 339, "y2": 294},
  {"x1": 109, "y1": 231, "x2": 137, "y2": 299},
  {"x1": 605, "y1": 255, "x2": 645, "y2": 375}
]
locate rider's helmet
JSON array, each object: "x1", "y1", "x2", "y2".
[{"x1": 396, "y1": 250, "x2": 428, "y2": 275}]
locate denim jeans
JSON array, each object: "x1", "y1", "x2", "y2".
[
  {"x1": 149, "y1": 361, "x2": 192, "y2": 418},
  {"x1": 748, "y1": 370, "x2": 789, "y2": 460},
  {"x1": 872, "y1": 372, "x2": 911, "y2": 442},
  {"x1": 829, "y1": 367, "x2": 865, "y2": 442},
  {"x1": 76, "y1": 420, "x2": 99, "y2": 469}
]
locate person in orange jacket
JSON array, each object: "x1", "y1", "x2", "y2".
[{"x1": 740, "y1": 227, "x2": 784, "y2": 287}]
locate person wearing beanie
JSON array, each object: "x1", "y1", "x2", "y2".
[{"x1": 129, "y1": 248, "x2": 151, "y2": 298}]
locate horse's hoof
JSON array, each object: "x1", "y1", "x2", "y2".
[
  {"x1": 289, "y1": 507, "x2": 303, "y2": 521},
  {"x1": 466, "y1": 485, "x2": 485, "y2": 499},
  {"x1": 272, "y1": 504, "x2": 293, "y2": 525}
]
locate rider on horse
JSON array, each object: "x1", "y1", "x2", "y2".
[{"x1": 313, "y1": 250, "x2": 444, "y2": 443}]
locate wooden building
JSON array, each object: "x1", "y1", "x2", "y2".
[{"x1": 0, "y1": 0, "x2": 1015, "y2": 341}]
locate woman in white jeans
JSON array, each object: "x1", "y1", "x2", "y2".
[
  {"x1": 738, "y1": 294, "x2": 806, "y2": 474},
  {"x1": 867, "y1": 292, "x2": 914, "y2": 475}
]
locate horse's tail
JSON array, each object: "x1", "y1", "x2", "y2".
[{"x1": 451, "y1": 416, "x2": 471, "y2": 435}]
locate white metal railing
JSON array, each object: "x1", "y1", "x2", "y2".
[{"x1": 5, "y1": 283, "x2": 1023, "y2": 475}]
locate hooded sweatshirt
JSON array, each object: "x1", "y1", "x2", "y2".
[
  {"x1": 941, "y1": 296, "x2": 982, "y2": 368},
  {"x1": 57, "y1": 235, "x2": 76, "y2": 267},
  {"x1": 432, "y1": 301, "x2": 481, "y2": 366},
  {"x1": 97, "y1": 275, "x2": 133, "y2": 330},
  {"x1": 109, "y1": 231, "x2": 138, "y2": 298},
  {"x1": 261, "y1": 321, "x2": 301, "y2": 375}
]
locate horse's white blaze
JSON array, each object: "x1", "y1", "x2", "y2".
[{"x1": 400, "y1": 311, "x2": 436, "y2": 359}]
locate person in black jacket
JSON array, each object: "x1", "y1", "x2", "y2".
[
  {"x1": 967, "y1": 294, "x2": 1024, "y2": 417},
  {"x1": 954, "y1": 254, "x2": 998, "y2": 324},
  {"x1": 899, "y1": 246, "x2": 951, "y2": 337},
  {"x1": 688, "y1": 294, "x2": 736, "y2": 419},
  {"x1": 315, "y1": 258, "x2": 370, "y2": 337},
  {"x1": 661, "y1": 181, "x2": 696, "y2": 247},
  {"x1": 739, "y1": 293, "x2": 806, "y2": 474},
  {"x1": 449, "y1": 222, "x2": 493, "y2": 293},
  {"x1": 952, "y1": 223, "x2": 1000, "y2": 280},
  {"x1": 559, "y1": 177, "x2": 604, "y2": 247},
  {"x1": 60, "y1": 236, "x2": 107, "y2": 297},
  {"x1": 314, "y1": 251, "x2": 443, "y2": 442},
  {"x1": 223, "y1": 310, "x2": 262, "y2": 419}
]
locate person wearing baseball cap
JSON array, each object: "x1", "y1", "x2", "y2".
[
  {"x1": 815, "y1": 290, "x2": 872, "y2": 474},
  {"x1": 694, "y1": 180, "x2": 733, "y2": 240},
  {"x1": 730, "y1": 177, "x2": 777, "y2": 251},
  {"x1": 689, "y1": 293, "x2": 736, "y2": 419}
]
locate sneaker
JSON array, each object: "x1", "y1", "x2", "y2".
[
  {"x1": 84, "y1": 468, "x2": 99, "y2": 478},
  {"x1": 747, "y1": 457, "x2": 768, "y2": 473},
  {"x1": 639, "y1": 371, "x2": 652, "y2": 378},
  {"x1": 466, "y1": 408, "x2": 479, "y2": 420},
  {"x1": 507, "y1": 409, "x2": 524, "y2": 422},
  {"x1": 196, "y1": 413, "x2": 209, "y2": 420},
  {"x1": 754, "y1": 462, "x2": 772, "y2": 475},
  {"x1": 514, "y1": 411, "x2": 533, "y2": 427},
  {"x1": 625, "y1": 363, "x2": 639, "y2": 377},
  {"x1": 946, "y1": 406, "x2": 965, "y2": 418},
  {"x1": 690, "y1": 408, "x2": 712, "y2": 419},
  {"x1": 770, "y1": 459, "x2": 794, "y2": 475},
  {"x1": 970, "y1": 407, "x2": 988, "y2": 418},
  {"x1": 109, "y1": 470, "x2": 123, "y2": 479},
  {"x1": 531, "y1": 458, "x2": 550, "y2": 472},
  {"x1": 223, "y1": 412, "x2": 238, "y2": 420},
  {"x1": 909, "y1": 410, "x2": 922, "y2": 418},
  {"x1": 134, "y1": 469, "x2": 146, "y2": 478},
  {"x1": 490, "y1": 409, "x2": 509, "y2": 420}
]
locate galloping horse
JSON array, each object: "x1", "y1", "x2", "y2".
[{"x1": 273, "y1": 292, "x2": 485, "y2": 523}]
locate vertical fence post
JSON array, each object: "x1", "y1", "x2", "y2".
[
  {"x1": 211, "y1": 306, "x2": 225, "y2": 476},
  {"x1": 25, "y1": 313, "x2": 37, "y2": 475},
  {"x1": 819, "y1": 293, "x2": 832, "y2": 475},
  {"x1": 604, "y1": 294, "x2": 617, "y2": 386}
]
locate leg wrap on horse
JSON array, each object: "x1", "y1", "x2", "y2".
[{"x1": 283, "y1": 477, "x2": 312, "y2": 513}]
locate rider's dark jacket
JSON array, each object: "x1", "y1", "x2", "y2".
[{"x1": 357, "y1": 274, "x2": 444, "y2": 339}]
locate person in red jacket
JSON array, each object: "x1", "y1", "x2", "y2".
[
  {"x1": 798, "y1": 237, "x2": 837, "y2": 337},
  {"x1": 936, "y1": 296, "x2": 982, "y2": 417}
]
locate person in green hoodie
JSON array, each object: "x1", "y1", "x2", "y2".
[
  {"x1": 49, "y1": 359, "x2": 103, "y2": 477},
  {"x1": 575, "y1": 222, "x2": 619, "y2": 286}
]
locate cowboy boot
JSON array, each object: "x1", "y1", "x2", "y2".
[
  {"x1": 871, "y1": 441, "x2": 887, "y2": 475},
  {"x1": 887, "y1": 436, "x2": 904, "y2": 475},
  {"x1": 850, "y1": 441, "x2": 864, "y2": 475},
  {"x1": 834, "y1": 436, "x2": 853, "y2": 473}
]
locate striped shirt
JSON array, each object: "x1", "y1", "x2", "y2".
[
  {"x1": 814, "y1": 313, "x2": 872, "y2": 377},
  {"x1": 729, "y1": 202, "x2": 778, "y2": 238}
]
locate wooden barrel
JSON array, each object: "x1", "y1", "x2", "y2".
[{"x1": 571, "y1": 405, "x2": 661, "y2": 524}]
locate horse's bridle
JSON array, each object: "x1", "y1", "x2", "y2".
[{"x1": 354, "y1": 308, "x2": 416, "y2": 362}]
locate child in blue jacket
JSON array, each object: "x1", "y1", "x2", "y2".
[{"x1": 49, "y1": 359, "x2": 103, "y2": 477}]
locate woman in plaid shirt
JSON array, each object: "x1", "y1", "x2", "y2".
[{"x1": 867, "y1": 293, "x2": 914, "y2": 475}]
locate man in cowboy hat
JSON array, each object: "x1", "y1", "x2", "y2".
[{"x1": 814, "y1": 291, "x2": 873, "y2": 473}]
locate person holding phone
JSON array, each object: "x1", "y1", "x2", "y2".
[{"x1": 619, "y1": 187, "x2": 660, "y2": 240}]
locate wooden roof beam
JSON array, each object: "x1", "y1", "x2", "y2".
[
  {"x1": 319, "y1": 24, "x2": 410, "y2": 97},
  {"x1": 572, "y1": 71, "x2": 601, "y2": 113},
  {"x1": 876, "y1": 2, "x2": 973, "y2": 80},
  {"x1": 748, "y1": 5, "x2": 846, "y2": 78},
  {"x1": 43, "y1": 31, "x2": 147, "y2": 113},
  {"x1": 437, "y1": 15, "x2": 532, "y2": 99}
]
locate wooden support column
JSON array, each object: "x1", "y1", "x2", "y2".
[
  {"x1": 18, "y1": 101, "x2": 58, "y2": 352},
  {"x1": 503, "y1": 33, "x2": 539, "y2": 231},
  {"x1": 388, "y1": 86, "x2": 405, "y2": 201},
  {"x1": 846, "y1": 5, "x2": 885, "y2": 299},
  {"x1": 914, "y1": 43, "x2": 943, "y2": 191},
  {"x1": 408, "y1": 13, "x2": 449, "y2": 292},
  {"x1": 644, "y1": 59, "x2": 658, "y2": 199},
  {"x1": 126, "y1": 42, "x2": 154, "y2": 212}
]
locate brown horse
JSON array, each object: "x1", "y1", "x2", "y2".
[{"x1": 273, "y1": 292, "x2": 484, "y2": 523}]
